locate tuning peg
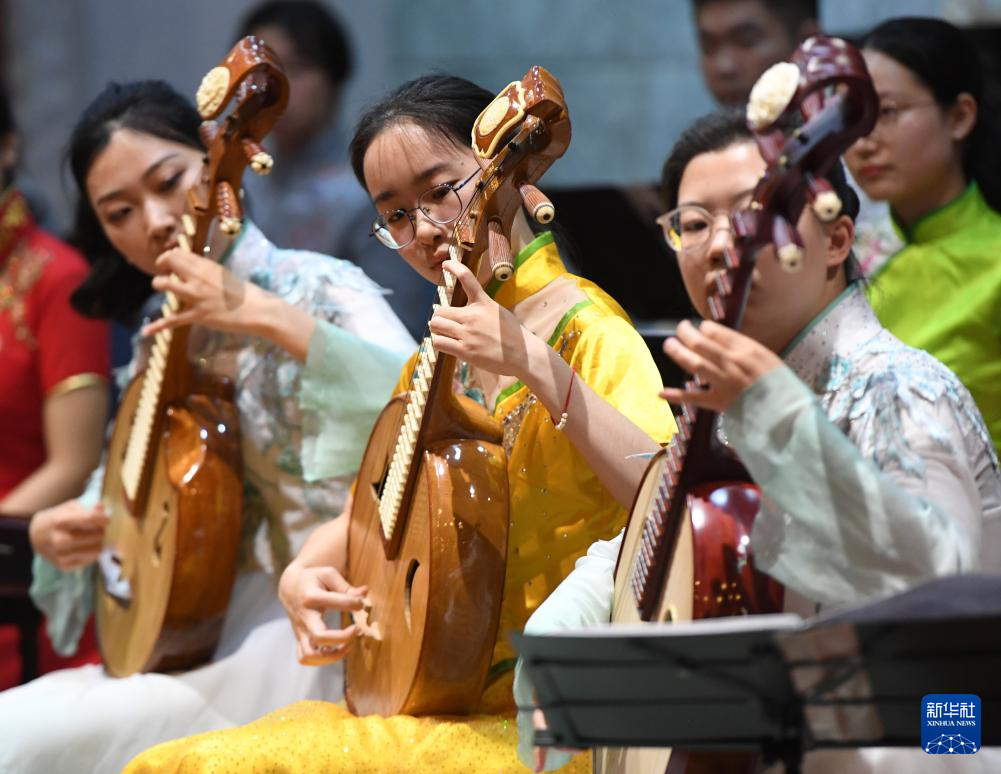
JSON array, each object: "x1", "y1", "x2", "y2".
[
  {"x1": 804, "y1": 173, "x2": 842, "y2": 222},
  {"x1": 487, "y1": 218, "x2": 514, "y2": 282},
  {"x1": 772, "y1": 215, "x2": 805, "y2": 272},
  {"x1": 199, "y1": 121, "x2": 220, "y2": 148},
  {"x1": 216, "y1": 181, "x2": 242, "y2": 235},
  {"x1": 242, "y1": 139, "x2": 273, "y2": 175},
  {"x1": 196, "y1": 67, "x2": 230, "y2": 119},
  {"x1": 747, "y1": 61, "x2": 800, "y2": 130},
  {"x1": 519, "y1": 183, "x2": 555, "y2": 224}
]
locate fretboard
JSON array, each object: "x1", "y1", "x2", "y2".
[
  {"x1": 377, "y1": 266, "x2": 458, "y2": 540},
  {"x1": 119, "y1": 291, "x2": 179, "y2": 502},
  {"x1": 628, "y1": 245, "x2": 751, "y2": 618}
]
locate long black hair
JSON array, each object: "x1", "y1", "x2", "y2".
[
  {"x1": 349, "y1": 74, "x2": 494, "y2": 191},
  {"x1": 67, "y1": 80, "x2": 202, "y2": 325},
  {"x1": 862, "y1": 16, "x2": 1001, "y2": 212},
  {"x1": 0, "y1": 81, "x2": 16, "y2": 191}
]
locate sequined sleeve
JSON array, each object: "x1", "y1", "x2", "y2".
[{"x1": 722, "y1": 364, "x2": 998, "y2": 607}]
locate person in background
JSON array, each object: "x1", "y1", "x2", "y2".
[
  {"x1": 238, "y1": 0, "x2": 432, "y2": 339},
  {"x1": 845, "y1": 16, "x2": 1001, "y2": 456},
  {"x1": 0, "y1": 81, "x2": 109, "y2": 689},
  {"x1": 691, "y1": 0, "x2": 902, "y2": 269},
  {"x1": 517, "y1": 108, "x2": 1001, "y2": 773},
  {"x1": 0, "y1": 78, "x2": 413, "y2": 773},
  {"x1": 692, "y1": 0, "x2": 817, "y2": 106}
]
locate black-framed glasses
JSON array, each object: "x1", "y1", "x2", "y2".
[{"x1": 370, "y1": 169, "x2": 480, "y2": 249}]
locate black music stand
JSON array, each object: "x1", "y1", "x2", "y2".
[{"x1": 514, "y1": 575, "x2": 1001, "y2": 773}]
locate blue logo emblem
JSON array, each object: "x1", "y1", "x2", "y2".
[{"x1": 922, "y1": 694, "x2": 980, "y2": 754}]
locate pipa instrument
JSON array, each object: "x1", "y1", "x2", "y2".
[
  {"x1": 597, "y1": 36, "x2": 878, "y2": 774},
  {"x1": 344, "y1": 66, "x2": 571, "y2": 717},
  {"x1": 95, "y1": 37, "x2": 288, "y2": 676}
]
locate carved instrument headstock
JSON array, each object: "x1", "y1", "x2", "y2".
[
  {"x1": 184, "y1": 36, "x2": 289, "y2": 251},
  {"x1": 450, "y1": 65, "x2": 570, "y2": 287},
  {"x1": 708, "y1": 35, "x2": 878, "y2": 327}
]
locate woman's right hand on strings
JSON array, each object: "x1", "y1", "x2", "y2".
[
  {"x1": 278, "y1": 559, "x2": 367, "y2": 666},
  {"x1": 29, "y1": 500, "x2": 109, "y2": 571}
]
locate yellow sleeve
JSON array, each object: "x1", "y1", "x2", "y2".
[
  {"x1": 569, "y1": 315, "x2": 676, "y2": 444},
  {"x1": 391, "y1": 351, "x2": 421, "y2": 397}
]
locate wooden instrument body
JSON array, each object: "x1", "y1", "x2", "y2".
[
  {"x1": 345, "y1": 394, "x2": 509, "y2": 716},
  {"x1": 97, "y1": 370, "x2": 242, "y2": 677},
  {"x1": 94, "y1": 37, "x2": 288, "y2": 677},
  {"x1": 597, "y1": 450, "x2": 780, "y2": 774},
  {"x1": 596, "y1": 36, "x2": 877, "y2": 774},
  {"x1": 344, "y1": 66, "x2": 570, "y2": 717}
]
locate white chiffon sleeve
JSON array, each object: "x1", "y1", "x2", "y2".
[{"x1": 722, "y1": 365, "x2": 990, "y2": 607}]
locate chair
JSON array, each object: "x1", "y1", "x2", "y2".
[{"x1": 0, "y1": 514, "x2": 41, "y2": 684}]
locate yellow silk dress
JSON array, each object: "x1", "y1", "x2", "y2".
[{"x1": 126, "y1": 231, "x2": 677, "y2": 773}]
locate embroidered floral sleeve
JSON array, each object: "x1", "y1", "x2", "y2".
[{"x1": 722, "y1": 360, "x2": 1000, "y2": 607}]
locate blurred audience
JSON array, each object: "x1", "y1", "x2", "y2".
[
  {"x1": 239, "y1": 0, "x2": 432, "y2": 339},
  {"x1": 692, "y1": 0, "x2": 818, "y2": 105}
]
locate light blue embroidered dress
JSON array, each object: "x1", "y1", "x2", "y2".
[
  {"x1": 0, "y1": 223, "x2": 414, "y2": 774},
  {"x1": 515, "y1": 283, "x2": 1001, "y2": 773}
]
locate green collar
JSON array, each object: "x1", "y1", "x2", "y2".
[
  {"x1": 485, "y1": 230, "x2": 568, "y2": 313},
  {"x1": 892, "y1": 181, "x2": 986, "y2": 246}
]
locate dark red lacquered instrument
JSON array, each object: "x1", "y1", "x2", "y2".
[{"x1": 598, "y1": 36, "x2": 878, "y2": 774}]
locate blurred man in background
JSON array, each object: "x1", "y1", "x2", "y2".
[
  {"x1": 693, "y1": 0, "x2": 818, "y2": 104},
  {"x1": 240, "y1": 1, "x2": 431, "y2": 339}
]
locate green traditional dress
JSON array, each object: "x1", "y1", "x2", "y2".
[{"x1": 866, "y1": 182, "x2": 1001, "y2": 455}]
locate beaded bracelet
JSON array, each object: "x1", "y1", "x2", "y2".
[{"x1": 552, "y1": 365, "x2": 577, "y2": 431}]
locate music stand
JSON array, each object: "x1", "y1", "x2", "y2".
[{"x1": 514, "y1": 575, "x2": 1001, "y2": 773}]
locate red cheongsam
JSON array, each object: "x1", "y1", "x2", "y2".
[{"x1": 0, "y1": 187, "x2": 110, "y2": 687}]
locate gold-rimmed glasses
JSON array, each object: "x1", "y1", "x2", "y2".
[{"x1": 656, "y1": 204, "x2": 738, "y2": 256}]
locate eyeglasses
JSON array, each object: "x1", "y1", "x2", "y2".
[
  {"x1": 655, "y1": 201, "x2": 750, "y2": 256},
  {"x1": 370, "y1": 169, "x2": 480, "y2": 249}
]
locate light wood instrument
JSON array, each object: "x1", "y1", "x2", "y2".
[
  {"x1": 597, "y1": 36, "x2": 878, "y2": 774},
  {"x1": 343, "y1": 66, "x2": 571, "y2": 717},
  {"x1": 95, "y1": 38, "x2": 289, "y2": 677}
]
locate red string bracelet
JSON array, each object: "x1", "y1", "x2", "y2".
[{"x1": 552, "y1": 365, "x2": 576, "y2": 431}]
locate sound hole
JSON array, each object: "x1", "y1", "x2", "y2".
[
  {"x1": 153, "y1": 500, "x2": 170, "y2": 564},
  {"x1": 404, "y1": 559, "x2": 420, "y2": 631},
  {"x1": 372, "y1": 460, "x2": 390, "y2": 501}
]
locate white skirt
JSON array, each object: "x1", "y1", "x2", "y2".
[{"x1": 0, "y1": 570, "x2": 342, "y2": 774}]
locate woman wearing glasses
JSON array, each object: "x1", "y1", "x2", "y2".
[
  {"x1": 125, "y1": 73, "x2": 676, "y2": 773},
  {"x1": 517, "y1": 108, "x2": 1001, "y2": 773},
  {"x1": 845, "y1": 17, "x2": 1001, "y2": 456}
]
